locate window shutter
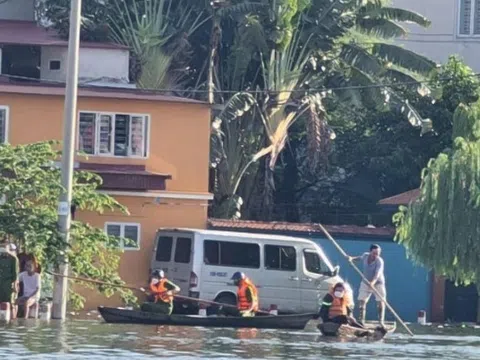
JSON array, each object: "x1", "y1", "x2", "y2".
[
  {"x1": 0, "y1": 109, "x2": 5, "y2": 143},
  {"x1": 106, "y1": 224, "x2": 121, "y2": 237},
  {"x1": 130, "y1": 116, "x2": 145, "y2": 157},
  {"x1": 78, "y1": 113, "x2": 96, "y2": 154},
  {"x1": 474, "y1": 0, "x2": 480, "y2": 34},
  {"x1": 460, "y1": 0, "x2": 473, "y2": 35},
  {"x1": 114, "y1": 115, "x2": 130, "y2": 156},
  {"x1": 124, "y1": 225, "x2": 139, "y2": 248},
  {"x1": 98, "y1": 114, "x2": 113, "y2": 154}
]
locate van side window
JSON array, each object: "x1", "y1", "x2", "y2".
[
  {"x1": 303, "y1": 250, "x2": 329, "y2": 274},
  {"x1": 174, "y1": 237, "x2": 192, "y2": 264},
  {"x1": 204, "y1": 240, "x2": 260, "y2": 268},
  {"x1": 156, "y1": 236, "x2": 173, "y2": 262},
  {"x1": 265, "y1": 245, "x2": 296, "y2": 271},
  {"x1": 204, "y1": 240, "x2": 219, "y2": 265}
]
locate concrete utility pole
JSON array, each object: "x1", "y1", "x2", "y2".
[{"x1": 52, "y1": 0, "x2": 83, "y2": 320}]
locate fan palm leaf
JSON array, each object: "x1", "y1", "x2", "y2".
[{"x1": 108, "y1": 0, "x2": 209, "y2": 89}]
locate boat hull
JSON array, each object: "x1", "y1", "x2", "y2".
[
  {"x1": 318, "y1": 321, "x2": 396, "y2": 340},
  {"x1": 98, "y1": 306, "x2": 314, "y2": 330}
]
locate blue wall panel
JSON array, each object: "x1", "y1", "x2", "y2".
[{"x1": 312, "y1": 236, "x2": 431, "y2": 322}]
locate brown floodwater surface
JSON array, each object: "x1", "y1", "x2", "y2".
[{"x1": 0, "y1": 319, "x2": 479, "y2": 359}]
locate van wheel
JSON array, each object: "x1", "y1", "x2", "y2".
[{"x1": 208, "y1": 294, "x2": 237, "y2": 316}]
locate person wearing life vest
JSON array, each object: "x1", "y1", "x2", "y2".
[
  {"x1": 140, "y1": 269, "x2": 180, "y2": 315},
  {"x1": 231, "y1": 272, "x2": 258, "y2": 317},
  {"x1": 316, "y1": 282, "x2": 365, "y2": 329}
]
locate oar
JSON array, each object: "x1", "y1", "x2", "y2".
[
  {"x1": 48, "y1": 271, "x2": 271, "y2": 315},
  {"x1": 316, "y1": 223, "x2": 415, "y2": 337},
  {"x1": 47, "y1": 271, "x2": 148, "y2": 293}
]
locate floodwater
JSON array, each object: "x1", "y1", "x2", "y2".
[{"x1": 1, "y1": 318, "x2": 480, "y2": 359}]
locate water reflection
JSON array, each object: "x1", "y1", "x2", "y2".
[{"x1": 0, "y1": 320, "x2": 479, "y2": 359}]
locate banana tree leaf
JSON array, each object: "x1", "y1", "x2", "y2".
[
  {"x1": 373, "y1": 7, "x2": 431, "y2": 27},
  {"x1": 356, "y1": 18, "x2": 407, "y2": 38},
  {"x1": 340, "y1": 42, "x2": 384, "y2": 75},
  {"x1": 372, "y1": 43, "x2": 437, "y2": 74}
]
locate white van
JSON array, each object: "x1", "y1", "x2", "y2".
[{"x1": 150, "y1": 228, "x2": 343, "y2": 314}]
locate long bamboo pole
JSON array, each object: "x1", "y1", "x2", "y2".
[
  {"x1": 47, "y1": 272, "x2": 271, "y2": 315},
  {"x1": 316, "y1": 224, "x2": 414, "y2": 336}
]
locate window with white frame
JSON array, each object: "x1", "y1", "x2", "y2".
[
  {"x1": 105, "y1": 222, "x2": 141, "y2": 250},
  {"x1": 459, "y1": 0, "x2": 480, "y2": 35},
  {"x1": 78, "y1": 112, "x2": 149, "y2": 157},
  {"x1": 0, "y1": 106, "x2": 8, "y2": 144}
]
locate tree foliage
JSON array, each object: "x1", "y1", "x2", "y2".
[
  {"x1": 272, "y1": 56, "x2": 480, "y2": 224},
  {"x1": 393, "y1": 102, "x2": 480, "y2": 287},
  {"x1": 208, "y1": 0, "x2": 436, "y2": 219},
  {"x1": 40, "y1": 0, "x2": 448, "y2": 222},
  {"x1": 0, "y1": 141, "x2": 137, "y2": 309}
]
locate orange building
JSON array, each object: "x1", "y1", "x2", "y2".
[{"x1": 0, "y1": 80, "x2": 212, "y2": 308}]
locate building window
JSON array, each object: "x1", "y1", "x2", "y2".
[
  {"x1": 459, "y1": 0, "x2": 480, "y2": 35},
  {"x1": 105, "y1": 222, "x2": 141, "y2": 250},
  {"x1": 0, "y1": 106, "x2": 8, "y2": 144},
  {"x1": 78, "y1": 112, "x2": 149, "y2": 158},
  {"x1": 49, "y1": 60, "x2": 61, "y2": 70}
]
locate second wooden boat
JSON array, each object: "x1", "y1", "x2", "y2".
[{"x1": 318, "y1": 321, "x2": 396, "y2": 340}]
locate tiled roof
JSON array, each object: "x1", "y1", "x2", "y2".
[
  {"x1": 378, "y1": 189, "x2": 420, "y2": 206},
  {"x1": 0, "y1": 20, "x2": 128, "y2": 49},
  {"x1": 0, "y1": 77, "x2": 208, "y2": 105},
  {"x1": 208, "y1": 219, "x2": 395, "y2": 238}
]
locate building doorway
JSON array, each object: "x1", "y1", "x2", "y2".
[{"x1": 444, "y1": 281, "x2": 478, "y2": 323}]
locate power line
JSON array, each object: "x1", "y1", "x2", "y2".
[{"x1": 1, "y1": 69, "x2": 479, "y2": 96}]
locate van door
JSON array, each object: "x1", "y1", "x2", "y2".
[
  {"x1": 171, "y1": 236, "x2": 194, "y2": 296},
  {"x1": 262, "y1": 244, "x2": 301, "y2": 313},
  {"x1": 300, "y1": 248, "x2": 333, "y2": 312}
]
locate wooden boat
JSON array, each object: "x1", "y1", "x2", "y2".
[
  {"x1": 318, "y1": 321, "x2": 396, "y2": 341},
  {"x1": 98, "y1": 306, "x2": 315, "y2": 330}
]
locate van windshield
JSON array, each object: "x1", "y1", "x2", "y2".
[{"x1": 303, "y1": 250, "x2": 331, "y2": 274}]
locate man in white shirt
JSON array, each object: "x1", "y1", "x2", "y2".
[{"x1": 16, "y1": 260, "x2": 41, "y2": 319}]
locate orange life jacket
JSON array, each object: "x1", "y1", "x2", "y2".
[
  {"x1": 328, "y1": 290, "x2": 351, "y2": 318},
  {"x1": 237, "y1": 278, "x2": 259, "y2": 312},
  {"x1": 150, "y1": 278, "x2": 174, "y2": 304}
]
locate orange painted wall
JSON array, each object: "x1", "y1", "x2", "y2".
[
  {"x1": 0, "y1": 91, "x2": 211, "y2": 308},
  {"x1": 76, "y1": 196, "x2": 208, "y2": 308},
  {"x1": 0, "y1": 92, "x2": 211, "y2": 193}
]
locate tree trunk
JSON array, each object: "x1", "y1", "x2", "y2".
[
  {"x1": 207, "y1": 13, "x2": 221, "y2": 105},
  {"x1": 259, "y1": 155, "x2": 275, "y2": 221},
  {"x1": 278, "y1": 140, "x2": 300, "y2": 222}
]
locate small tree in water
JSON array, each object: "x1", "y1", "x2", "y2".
[
  {"x1": 0, "y1": 141, "x2": 137, "y2": 309},
  {"x1": 393, "y1": 102, "x2": 480, "y2": 291}
]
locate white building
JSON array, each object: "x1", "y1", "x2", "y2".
[
  {"x1": 0, "y1": 0, "x2": 34, "y2": 21},
  {"x1": 0, "y1": 0, "x2": 132, "y2": 87},
  {"x1": 393, "y1": 0, "x2": 480, "y2": 71}
]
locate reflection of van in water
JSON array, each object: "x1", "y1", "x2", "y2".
[{"x1": 150, "y1": 228, "x2": 343, "y2": 314}]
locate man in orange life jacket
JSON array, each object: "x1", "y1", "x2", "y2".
[
  {"x1": 316, "y1": 282, "x2": 365, "y2": 329},
  {"x1": 231, "y1": 272, "x2": 258, "y2": 317},
  {"x1": 141, "y1": 269, "x2": 180, "y2": 315}
]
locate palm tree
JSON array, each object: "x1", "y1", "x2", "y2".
[
  {"x1": 211, "y1": 0, "x2": 437, "y2": 219},
  {"x1": 108, "y1": 0, "x2": 210, "y2": 90}
]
